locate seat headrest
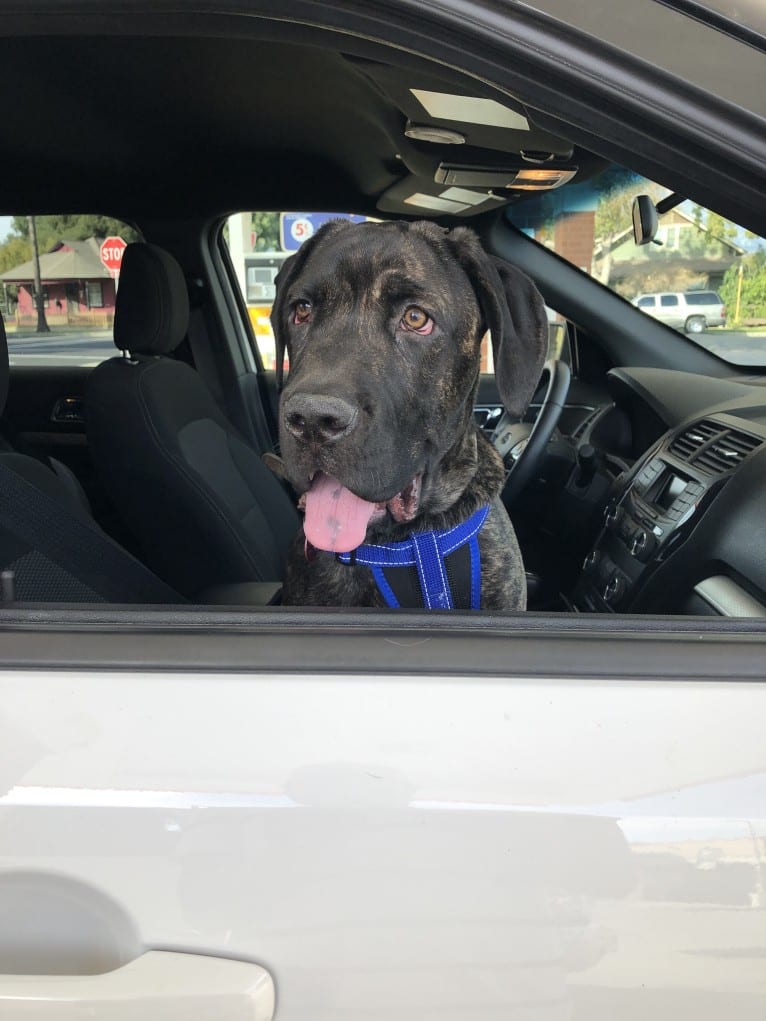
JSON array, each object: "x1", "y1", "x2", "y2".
[
  {"x1": 113, "y1": 243, "x2": 190, "y2": 356},
  {"x1": 0, "y1": 313, "x2": 8, "y2": 416}
]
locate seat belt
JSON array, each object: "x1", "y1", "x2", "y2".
[
  {"x1": 187, "y1": 302, "x2": 277, "y2": 456},
  {"x1": 0, "y1": 459, "x2": 184, "y2": 604},
  {"x1": 186, "y1": 303, "x2": 225, "y2": 404}
]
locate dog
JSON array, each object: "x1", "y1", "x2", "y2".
[{"x1": 270, "y1": 219, "x2": 547, "y2": 610}]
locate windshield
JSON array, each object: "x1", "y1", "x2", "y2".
[{"x1": 505, "y1": 167, "x2": 766, "y2": 367}]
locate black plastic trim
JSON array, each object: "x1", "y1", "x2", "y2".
[{"x1": 1, "y1": 607, "x2": 766, "y2": 678}]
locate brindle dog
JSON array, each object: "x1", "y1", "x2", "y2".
[{"x1": 270, "y1": 220, "x2": 547, "y2": 610}]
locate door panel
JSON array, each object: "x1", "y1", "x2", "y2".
[
  {"x1": 3, "y1": 364, "x2": 96, "y2": 512},
  {"x1": 3, "y1": 364, "x2": 133, "y2": 541},
  {"x1": 1, "y1": 653, "x2": 765, "y2": 1020},
  {"x1": 4, "y1": 366, "x2": 90, "y2": 464}
]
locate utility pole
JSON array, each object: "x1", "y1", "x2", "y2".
[
  {"x1": 734, "y1": 260, "x2": 744, "y2": 326},
  {"x1": 28, "y1": 215, "x2": 50, "y2": 334}
]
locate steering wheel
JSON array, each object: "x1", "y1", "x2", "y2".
[{"x1": 490, "y1": 359, "x2": 571, "y2": 508}]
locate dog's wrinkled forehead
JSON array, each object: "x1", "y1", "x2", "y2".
[
  {"x1": 291, "y1": 222, "x2": 478, "y2": 317},
  {"x1": 274, "y1": 217, "x2": 548, "y2": 420}
]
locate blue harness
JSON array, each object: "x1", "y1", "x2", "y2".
[{"x1": 336, "y1": 504, "x2": 490, "y2": 610}]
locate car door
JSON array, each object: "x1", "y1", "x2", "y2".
[
  {"x1": 2, "y1": 614, "x2": 766, "y2": 1020},
  {"x1": 657, "y1": 294, "x2": 683, "y2": 329},
  {"x1": 2, "y1": 1, "x2": 766, "y2": 1019}
]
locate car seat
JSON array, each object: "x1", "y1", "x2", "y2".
[
  {"x1": 0, "y1": 312, "x2": 182, "y2": 604},
  {"x1": 85, "y1": 243, "x2": 298, "y2": 598}
]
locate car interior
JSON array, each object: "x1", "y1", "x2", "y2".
[{"x1": 1, "y1": 12, "x2": 766, "y2": 619}]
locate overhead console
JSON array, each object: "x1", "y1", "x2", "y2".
[
  {"x1": 345, "y1": 57, "x2": 583, "y2": 217},
  {"x1": 573, "y1": 416, "x2": 766, "y2": 614}
]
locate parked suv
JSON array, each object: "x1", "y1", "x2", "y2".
[{"x1": 632, "y1": 290, "x2": 726, "y2": 333}]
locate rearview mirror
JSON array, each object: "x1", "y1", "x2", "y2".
[{"x1": 632, "y1": 194, "x2": 658, "y2": 246}]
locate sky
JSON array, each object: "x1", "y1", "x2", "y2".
[{"x1": 0, "y1": 216, "x2": 12, "y2": 242}]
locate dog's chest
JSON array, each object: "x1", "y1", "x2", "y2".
[{"x1": 283, "y1": 539, "x2": 385, "y2": 608}]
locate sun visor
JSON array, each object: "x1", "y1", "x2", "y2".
[
  {"x1": 351, "y1": 59, "x2": 573, "y2": 162},
  {"x1": 377, "y1": 174, "x2": 507, "y2": 217}
]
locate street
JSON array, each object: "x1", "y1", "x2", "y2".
[
  {"x1": 697, "y1": 329, "x2": 766, "y2": 365},
  {"x1": 6, "y1": 326, "x2": 766, "y2": 368},
  {"x1": 5, "y1": 330, "x2": 115, "y2": 366}
]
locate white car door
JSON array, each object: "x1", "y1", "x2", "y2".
[{"x1": 1, "y1": 619, "x2": 765, "y2": 1020}]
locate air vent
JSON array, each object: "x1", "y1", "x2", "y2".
[
  {"x1": 669, "y1": 419, "x2": 763, "y2": 475},
  {"x1": 696, "y1": 431, "x2": 762, "y2": 473},
  {"x1": 668, "y1": 419, "x2": 720, "y2": 460},
  {"x1": 571, "y1": 410, "x2": 598, "y2": 441}
]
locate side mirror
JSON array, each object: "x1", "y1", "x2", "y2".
[{"x1": 632, "y1": 194, "x2": 658, "y2": 246}]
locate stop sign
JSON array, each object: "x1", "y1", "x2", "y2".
[{"x1": 100, "y1": 236, "x2": 127, "y2": 279}]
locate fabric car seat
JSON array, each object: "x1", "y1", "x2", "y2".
[
  {"x1": 85, "y1": 243, "x2": 298, "y2": 598},
  {"x1": 0, "y1": 313, "x2": 181, "y2": 604}
]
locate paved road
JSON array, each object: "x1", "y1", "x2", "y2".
[
  {"x1": 6, "y1": 330, "x2": 116, "y2": 366},
  {"x1": 697, "y1": 329, "x2": 766, "y2": 366},
  {"x1": 5, "y1": 327, "x2": 766, "y2": 367}
]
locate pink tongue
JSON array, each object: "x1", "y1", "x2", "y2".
[{"x1": 303, "y1": 474, "x2": 377, "y2": 553}]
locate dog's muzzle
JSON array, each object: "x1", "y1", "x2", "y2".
[{"x1": 283, "y1": 393, "x2": 359, "y2": 446}]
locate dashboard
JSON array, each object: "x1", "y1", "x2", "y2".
[{"x1": 571, "y1": 368, "x2": 766, "y2": 617}]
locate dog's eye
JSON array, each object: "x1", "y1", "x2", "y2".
[
  {"x1": 400, "y1": 306, "x2": 434, "y2": 335},
  {"x1": 293, "y1": 301, "x2": 312, "y2": 325}
]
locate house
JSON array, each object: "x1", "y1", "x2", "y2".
[
  {"x1": 0, "y1": 238, "x2": 116, "y2": 327},
  {"x1": 593, "y1": 208, "x2": 744, "y2": 298}
]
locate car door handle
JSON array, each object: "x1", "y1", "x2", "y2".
[
  {"x1": 0, "y1": 950, "x2": 275, "y2": 1020},
  {"x1": 50, "y1": 396, "x2": 85, "y2": 424}
]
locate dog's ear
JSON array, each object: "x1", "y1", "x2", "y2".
[
  {"x1": 270, "y1": 219, "x2": 353, "y2": 389},
  {"x1": 445, "y1": 227, "x2": 548, "y2": 418}
]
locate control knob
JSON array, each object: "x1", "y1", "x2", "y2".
[
  {"x1": 603, "y1": 573, "x2": 626, "y2": 605},
  {"x1": 583, "y1": 550, "x2": 601, "y2": 573},
  {"x1": 604, "y1": 503, "x2": 622, "y2": 531},
  {"x1": 630, "y1": 529, "x2": 656, "y2": 561}
]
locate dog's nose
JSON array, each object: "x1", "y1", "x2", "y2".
[{"x1": 283, "y1": 393, "x2": 359, "y2": 444}]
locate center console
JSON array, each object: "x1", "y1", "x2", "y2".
[{"x1": 573, "y1": 423, "x2": 731, "y2": 612}]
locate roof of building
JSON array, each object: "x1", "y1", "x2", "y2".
[{"x1": 0, "y1": 238, "x2": 110, "y2": 283}]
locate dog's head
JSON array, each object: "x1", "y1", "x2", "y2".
[{"x1": 271, "y1": 220, "x2": 547, "y2": 551}]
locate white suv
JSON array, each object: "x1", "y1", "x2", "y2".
[{"x1": 633, "y1": 290, "x2": 727, "y2": 333}]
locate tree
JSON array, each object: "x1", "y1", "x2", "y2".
[
  {"x1": 10, "y1": 214, "x2": 140, "y2": 250},
  {"x1": 251, "y1": 211, "x2": 280, "y2": 251},
  {"x1": 28, "y1": 216, "x2": 50, "y2": 333},
  {"x1": 687, "y1": 206, "x2": 753, "y2": 255},
  {"x1": 592, "y1": 171, "x2": 661, "y2": 284},
  {"x1": 701, "y1": 210, "x2": 739, "y2": 246},
  {"x1": 720, "y1": 251, "x2": 766, "y2": 323},
  {"x1": 0, "y1": 235, "x2": 31, "y2": 275}
]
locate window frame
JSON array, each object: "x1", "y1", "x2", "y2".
[{"x1": 86, "y1": 280, "x2": 105, "y2": 309}]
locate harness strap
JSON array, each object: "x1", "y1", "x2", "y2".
[{"x1": 337, "y1": 504, "x2": 489, "y2": 610}]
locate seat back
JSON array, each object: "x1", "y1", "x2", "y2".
[
  {"x1": 85, "y1": 243, "x2": 298, "y2": 598},
  {"x1": 0, "y1": 313, "x2": 180, "y2": 603}
]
